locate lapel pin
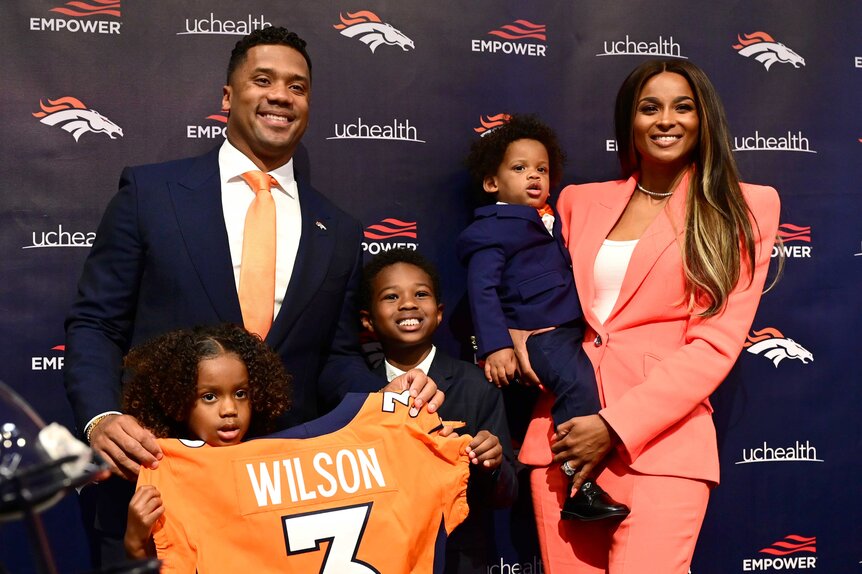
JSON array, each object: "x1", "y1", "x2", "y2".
[{"x1": 315, "y1": 220, "x2": 327, "y2": 231}]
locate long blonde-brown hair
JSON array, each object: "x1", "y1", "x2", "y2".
[{"x1": 615, "y1": 59, "x2": 777, "y2": 316}]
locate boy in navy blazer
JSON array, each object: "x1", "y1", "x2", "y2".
[
  {"x1": 456, "y1": 114, "x2": 628, "y2": 521},
  {"x1": 360, "y1": 248, "x2": 517, "y2": 573}
]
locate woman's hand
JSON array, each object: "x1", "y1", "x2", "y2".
[
  {"x1": 550, "y1": 414, "x2": 618, "y2": 490},
  {"x1": 507, "y1": 327, "x2": 555, "y2": 386}
]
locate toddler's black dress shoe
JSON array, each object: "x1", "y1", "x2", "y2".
[{"x1": 561, "y1": 480, "x2": 630, "y2": 521}]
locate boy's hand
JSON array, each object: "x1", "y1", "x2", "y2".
[
  {"x1": 124, "y1": 485, "x2": 164, "y2": 559},
  {"x1": 484, "y1": 348, "x2": 518, "y2": 387},
  {"x1": 466, "y1": 430, "x2": 503, "y2": 471},
  {"x1": 383, "y1": 368, "x2": 444, "y2": 415}
]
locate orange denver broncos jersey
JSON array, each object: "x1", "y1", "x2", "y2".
[{"x1": 137, "y1": 391, "x2": 471, "y2": 573}]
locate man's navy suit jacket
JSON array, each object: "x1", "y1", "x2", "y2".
[{"x1": 64, "y1": 146, "x2": 379, "y2": 432}]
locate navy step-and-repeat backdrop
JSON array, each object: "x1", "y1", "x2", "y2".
[{"x1": 2, "y1": 1, "x2": 861, "y2": 572}]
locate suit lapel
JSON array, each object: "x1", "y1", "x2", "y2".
[
  {"x1": 169, "y1": 147, "x2": 243, "y2": 324},
  {"x1": 371, "y1": 350, "x2": 455, "y2": 394},
  {"x1": 551, "y1": 213, "x2": 573, "y2": 265},
  {"x1": 604, "y1": 174, "x2": 689, "y2": 325},
  {"x1": 572, "y1": 178, "x2": 635, "y2": 328},
  {"x1": 266, "y1": 179, "x2": 336, "y2": 344},
  {"x1": 426, "y1": 351, "x2": 455, "y2": 394}
]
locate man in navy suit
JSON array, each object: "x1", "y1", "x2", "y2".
[{"x1": 64, "y1": 26, "x2": 440, "y2": 566}]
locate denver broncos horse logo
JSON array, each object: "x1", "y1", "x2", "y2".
[
  {"x1": 733, "y1": 32, "x2": 805, "y2": 71},
  {"x1": 474, "y1": 113, "x2": 512, "y2": 136},
  {"x1": 744, "y1": 327, "x2": 813, "y2": 367},
  {"x1": 33, "y1": 96, "x2": 123, "y2": 141},
  {"x1": 334, "y1": 10, "x2": 414, "y2": 53}
]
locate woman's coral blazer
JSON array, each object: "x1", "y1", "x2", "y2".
[{"x1": 522, "y1": 174, "x2": 780, "y2": 484}]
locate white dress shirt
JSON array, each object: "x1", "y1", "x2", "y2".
[
  {"x1": 384, "y1": 346, "x2": 437, "y2": 382},
  {"x1": 219, "y1": 139, "x2": 302, "y2": 319}
]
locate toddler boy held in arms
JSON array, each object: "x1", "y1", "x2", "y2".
[{"x1": 456, "y1": 114, "x2": 628, "y2": 521}]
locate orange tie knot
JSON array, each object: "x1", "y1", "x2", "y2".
[
  {"x1": 241, "y1": 170, "x2": 277, "y2": 194},
  {"x1": 536, "y1": 204, "x2": 554, "y2": 218}
]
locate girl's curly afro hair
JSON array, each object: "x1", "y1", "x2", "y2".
[{"x1": 122, "y1": 323, "x2": 291, "y2": 440}]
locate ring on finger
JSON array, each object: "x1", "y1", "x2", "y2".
[{"x1": 561, "y1": 460, "x2": 577, "y2": 477}]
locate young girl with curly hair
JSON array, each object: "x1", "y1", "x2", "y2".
[{"x1": 120, "y1": 323, "x2": 291, "y2": 559}]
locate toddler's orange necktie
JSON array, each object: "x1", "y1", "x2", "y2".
[
  {"x1": 537, "y1": 203, "x2": 555, "y2": 235},
  {"x1": 239, "y1": 170, "x2": 277, "y2": 339},
  {"x1": 536, "y1": 204, "x2": 554, "y2": 218}
]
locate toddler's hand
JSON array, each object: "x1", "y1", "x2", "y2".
[{"x1": 484, "y1": 348, "x2": 517, "y2": 387}]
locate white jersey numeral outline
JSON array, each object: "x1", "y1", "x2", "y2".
[{"x1": 282, "y1": 502, "x2": 380, "y2": 573}]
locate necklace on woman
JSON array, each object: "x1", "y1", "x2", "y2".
[{"x1": 636, "y1": 182, "x2": 673, "y2": 199}]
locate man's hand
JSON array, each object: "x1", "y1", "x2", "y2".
[
  {"x1": 466, "y1": 430, "x2": 503, "y2": 471},
  {"x1": 382, "y1": 368, "x2": 444, "y2": 415},
  {"x1": 550, "y1": 414, "x2": 617, "y2": 490},
  {"x1": 124, "y1": 485, "x2": 164, "y2": 559},
  {"x1": 484, "y1": 348, "x2": 517, "y2": 388},
  {"x1": 89, "y1": 414, "x2": 163, "y2": 481},
  {"x1": 507, "y1": 327, "x2": 555, "y2": 387}
]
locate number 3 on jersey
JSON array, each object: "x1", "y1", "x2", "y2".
[{"x1": 283, "y1": 502, "x2": 380, "y2": 573}]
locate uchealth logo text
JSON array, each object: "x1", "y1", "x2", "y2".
[
  {"x1": 30, "y1": 0, "x2": 121, "y2": 34},
  {"x1": 328, "y1": 118, "x2": 424, "y2": 143},
  {"x1": 471, "y1": 20, "x2": 547, "y2": 57},
  {"x1": 597, "y1": 34, "x2": 684, "y2": 58},
  {"x1": 33, "y1": 346, "x2": 65, "y2": 371},
  {"x1": 334, "y1": 10, "x2": 414, "y2": 53},
  {"x1": 362, "y1": 219, "x2": 418, "y2": 255},
  {"x1": 733, "y1": 130, "x2": 815, "y2": 153},
  {"x1": 34, "y1": 96, "x2": 123, "y2": 141},
  {"x1": 178, "y1": 13, "x2": 271, "y2": 35},
  {"x1": 743, "y1": 535, "x2": 816, "y2": 571},
  {"x1": 474, "y1": 114, "x2": 511, "y2": 137},
  {"x1": 734, "y1": 32, "x2": 805, "y2": 71},
  {"x1": 774, "y1": 223, "x2": 811, "y2": 259},
  {"x1": 24, "y1": 225, "x2": 95, "y2": 249},
  {"x1": 737, "y1": 440, "x2": 822, "y2": 465},
  {"x1": 187, "y1": 111, "x2": 228, "y2": 139},
  {"x1": 487, "y1": 555, "x2": 544, "y2": 573},
  {"x1": 744, "y1": 327, "x2": 813, "y2": 367}
]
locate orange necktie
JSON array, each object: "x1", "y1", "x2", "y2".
[
  {"x1": 239, "y1": 171, "x2": 277, "y2": 339},
  {"x1": 536, "y1": 204, "x2": 554, "y2": 218},
  {"x1": 537, "y1": 203, "x2": 555, "y2": 235}
]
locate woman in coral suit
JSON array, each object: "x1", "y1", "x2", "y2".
[{"x1": 514, "y1": 59, "x2": 782, "y2": 573}]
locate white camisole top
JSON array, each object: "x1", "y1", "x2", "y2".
[{"x1": 592, "y1": 239, "x2": 638, "y2": 324}]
